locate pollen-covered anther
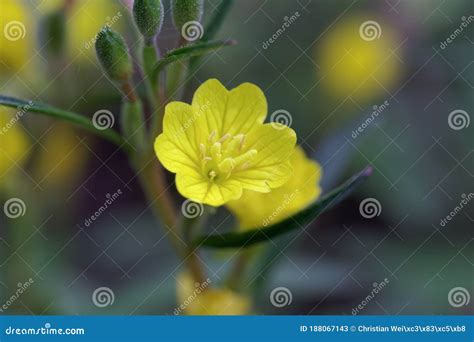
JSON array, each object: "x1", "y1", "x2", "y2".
[{"x1": 200, "y1": 132, "x2": 258, "y2": 180}]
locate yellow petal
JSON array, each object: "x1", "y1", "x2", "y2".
[
  {"x1": 185, "y1": 289, "x2": 251, "y2": 315},
  {"x1": 227, "y1": 146, "x2": 323, "y2": 230},
  {"x1": 175, "y1": 169, "x2": 243, "y2": 206},
  {"x1": 155, "y1": 101, "x2": 202, "y2": 173},
  {"x1": 175, "y1": 272, "x2": 251, "y2": 315},
  {"x1": 233, "y1": 124, "x2": 296, "y2": 191},
  {"x1": 191, "y1": 79, "x2": 267, "y2": 137}
]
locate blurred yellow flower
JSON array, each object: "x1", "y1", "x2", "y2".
[
  {"x1": 155, "y1": 79, "x2": 297, "y2": 206},
  {"x1": 317, "y1": 15, "x2": 402, "y2": 103},
  {"x1": 33, "y1": 124, "x2": 89, "y2": 188},
  {"x1": 38, "y1": 0, "x2": 124, "y2": 61},
  {"x1": 227, "y1": 146, "x2": 322, "y2": 230},
  {"x1": 0, "y1": 0, "x2": 31, "y2": 73},
  {"x1": 176, "y1": 272, "x2": 251, "y2": 315},
  {"x1": 0, "y1": 110, "x2": 30, "y2": 181}
]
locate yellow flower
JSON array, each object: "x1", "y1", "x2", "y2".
[
  {"x1": 227, "y1": 147, "x2": 322, "y2": 230},
  {"x1": 155, "y1": 79, "x2": 297, "y2": 206},
  {"x1": 183, "y1": 289, "x2": 251, "y2": 315},
  {"x1": 0, "y1": 0, "x2": 31, "y2": 73},
  {"x1": 176, "y1": 272, "x2": 251, "y2": 315},
  {"x1": 38, "y1": 0, "x2": 123, "y2": 61},
  {"x1": 0, "y1": 110, "x2": 30, "y2": 181},
  {"x1": 317, "y1": 15, "x2": 401, "y2": 103},
  {"x1": 33, "y1": 124, "x2": 89, "y2": 188}
]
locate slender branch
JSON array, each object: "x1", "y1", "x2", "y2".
[{"x1": 0, "y1": 95, "x2": 127, "y2": 149}]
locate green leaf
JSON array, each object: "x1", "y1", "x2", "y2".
[
  {"x1": 202, "y1": 0, "x2": 234, "y2": 42},
  {"x1": 0, "y1": 95, "x2": 126, "y2": 148},
  {"x1": 187, "y1": 1, "x2": 235, "y2": 75},
  {"x1": 194, "y1": 166, "x2": 373, "y2": 249},
  {"x1": 152, "y1": 39, "x2": 236, "y2": 79}
]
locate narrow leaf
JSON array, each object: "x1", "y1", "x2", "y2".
[
  {"x1": 195, "y1": 166, "x2": 373, "y2": 249},
  {"x1": 152, "y1": 40, "x2": 236, "y2": 79},
  {"x1": 0, "y1": 95, "x2": 126, "y2": 148},
  {"x1": 202, "y1": 0, "x2": 234, "y2": 42}
]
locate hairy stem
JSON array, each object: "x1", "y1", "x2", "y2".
[{"x1": 134, "y1": 155, "x2": 206, "y2": 285}]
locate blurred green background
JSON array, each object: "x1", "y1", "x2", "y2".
[{"x1": 0, "y1": 0, "x2": 473, "y2": 315}]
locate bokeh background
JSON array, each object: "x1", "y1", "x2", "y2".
[{"x1": 0, "y1": 0, "x2": 473, "y2": 315}]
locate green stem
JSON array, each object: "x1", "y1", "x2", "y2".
[
  {"x1": 135, "y1": 156, "x2": 179, "y2": 240},
  {"x1": 133, "y1": 152, "x2": 205, "y2": 286},
  {"x1": 188, "y1": 0, "x2": 235, "y2": 76},
  {"x1": 0, "y1": 95, "x2": 127, "y2": 150},
  {"x1": 226, "y1": 248, "x2": 257, "y2": 291},
  {"x1": 180, "y1": 213, "x2": 209, "y2": 285},
  {"x1": 142, "y1": 43, "x2": 161, "y2": 140}
]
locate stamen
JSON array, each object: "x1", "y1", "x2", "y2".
[
  {"x1": 234, "y1": 149, "x2": 257, "y2": 167},
  {"x1": 218, "y1": 158, "x2": 235, "y2": 173},
  {"x1": 219, "y1": 134, "x2": 230, "y2": 143},
  {"x1": 210, "y1": 142, "x2": 222, "y2": 160},
  {"x1": 238, "y1": 134, "x2": 246, "y2": 150},
  {"x1": 200, "y1": 132, "x2": 257, "y2": 181},
  {"x1": 199, "y1": 143, "x2": 206, "y2": 157},
  {"x1": 208, "y1": 170, "x2": 217, "y2": 181},
  {"x1": 208, "y1": 130, "x2": 217, "y2": 143}
]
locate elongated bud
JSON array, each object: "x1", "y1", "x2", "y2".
[
  {"x1": 171, "y1": 0, "x2": 204, "y2": 29},
  {"x1": 133, "y1": 0, "x2": 164, "y2": 43},
  {"x1": 95, "y1": 27, "x2": 133, "y2": 82}
]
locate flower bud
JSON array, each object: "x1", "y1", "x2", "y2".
[
  {"x1": 133, "y1": 0, "x2": 164, "y2": 43},
  {"x1": 95, "y1": 27, "x2": 133, "y2": 82},
  {"x1": 171, "y1": 0, "x2": 204, "y2": 29}
]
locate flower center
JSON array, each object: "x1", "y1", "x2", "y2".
[{"x1": 199, "y1": 131, "x2": 257, "y2": 182}]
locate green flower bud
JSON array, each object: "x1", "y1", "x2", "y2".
[
  {"x1": 171, "y1": 0, "x2": 204, "y2": 29},
  {"x1": 95, "y1": 27, "x2": 133, "y2": 82},
  {"x1": 133, "y1": 0, "x2": 164, "y2": 43}
]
